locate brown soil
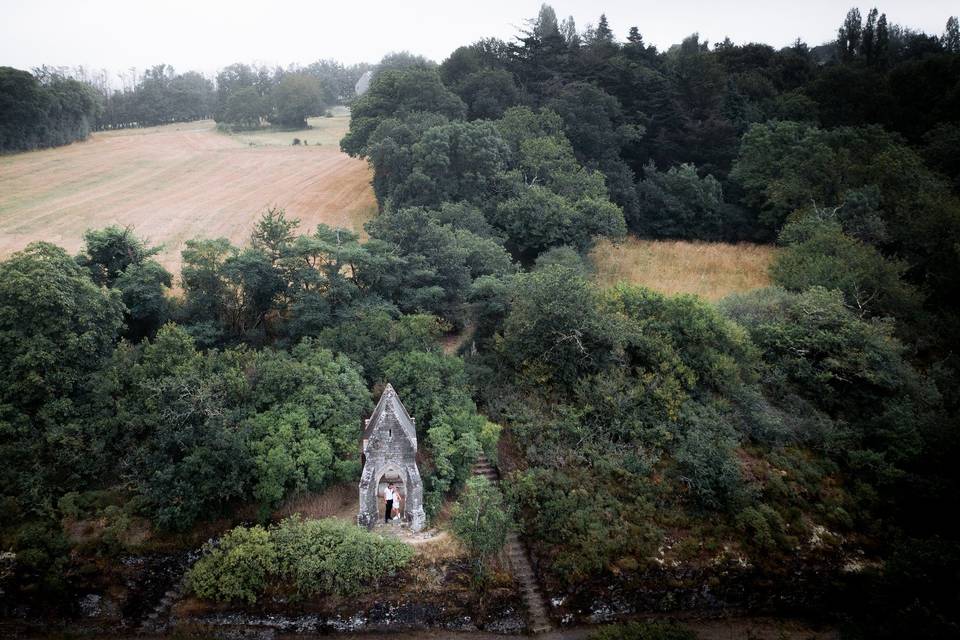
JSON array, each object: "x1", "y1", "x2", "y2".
[{"x1": 0, "y1": 119, "x2": 376, "y2": 275}]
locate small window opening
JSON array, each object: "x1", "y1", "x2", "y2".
[{"x1": 388, "y1": 429, "x2": 392, "y2": 438}]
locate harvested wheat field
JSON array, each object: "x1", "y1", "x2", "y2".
[
  {"x1": 592, "y1": 236, "x2": 777, "y2": 301},
  {"x1": 0, "y1": 111, "x2": 375, "y2": 275}
]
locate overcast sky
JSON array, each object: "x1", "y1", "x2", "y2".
[{"x1": 1, "y1": 0, "x2": 956, "y2": 78}]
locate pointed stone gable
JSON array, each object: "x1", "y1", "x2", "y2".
[{"x1": 363, "y1": 383, "x2": 417, "y2": 450}]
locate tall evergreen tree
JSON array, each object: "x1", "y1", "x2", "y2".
[
  {"x1": 594, "y1": 14, "x2": 615, "y2": 44},
  {"x1": 875, "y1": 13, "x2": 890, "y2": 64},
  {"x1": 862, "y1": 8, "x2": 878, "y2": 63},
  {"x1": 944, "y1": 16, "x2": 960, "y2": 53},
  {"x1": 838, "y1": 8, "x2": 863, "y2": 62}
]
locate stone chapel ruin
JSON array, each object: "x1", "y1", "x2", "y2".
[{"x1": 357, "y1": 383, "x2": 426, "y2": 532}]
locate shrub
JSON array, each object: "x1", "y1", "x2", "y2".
[
  {"x1": 272, "y1": 516, "x2": 412, "y2": 596},
  {"x1": 590, "y1": 621, "x2": 696, "y2": 640},
  {"x1": 187, "y1": 525, "x2": 277, "y2": 604},
  {"x1": 450, "y1": 476, "x2": 510, "y2": 583},
  {"x1": 507, "y1": 467, "x2": 659, "y2": 585},
  {"x1": 188, "y1": 518, "x2": 413, "y2": 603},
  {"x1": 735, "y1": 504, "x2": 786, "y2": 550}
]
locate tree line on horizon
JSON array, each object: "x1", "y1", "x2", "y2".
[{"x1": 0, "y1": 58, "x2": 370, "y2": 151}]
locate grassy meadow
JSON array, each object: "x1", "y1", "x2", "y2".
[
  {"x1": 227, "y1": 105, "x2": 353, "y2": 147},
  {"x1": 591, "y1": 236, "x2": 776, "y2": 301}
]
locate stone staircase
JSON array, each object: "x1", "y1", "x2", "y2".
[
  {"x1": 471, "y1": 454, "x2": 552, "y2": 635},
  {"x1": 136, "y1": 558, "x2": 194, "y2": 634},
  {"x1": 138, "y1": 582, "x2": 184, "y2": 633}
]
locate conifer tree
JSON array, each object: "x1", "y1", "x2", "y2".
[
  {"x1": 944, "y1": 16, "x2": 960, "y2": 53},
  {"x1": 838, "y1": 8, "x2": 863, "y2": 62},
  {"x1": 862, "y1": 8, "x2": 878, "y2": 62}
]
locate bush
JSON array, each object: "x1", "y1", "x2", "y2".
[
  {"x1": 187, "y1": 518, "x2": 413, "y2": 603},
  {"x1": 735, "y1": 504, "x2": 787, "y2": 550},
  {"x1": 450, "y1": 476, "x2": 510, "y2": 583},
  {"x1": 507, "y1": 467, "x2": 659, "y2": 585},
  {"x1": 272, "y1": 516, "x2": 412, "y2": 596},
  {"x1": 187, "y1": 525, "x2": 277, "y2": 604},
  {"x1": 590, "y1": 621, "x2": 696, "y2": 640}
]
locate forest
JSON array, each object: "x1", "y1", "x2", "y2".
[{"x1": 1, "y1": 4, "x2": 960, "y2": 639}]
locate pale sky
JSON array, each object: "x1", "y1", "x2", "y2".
[{"x1": 1, "y1": 0, "x2": 956, "y2": 78}]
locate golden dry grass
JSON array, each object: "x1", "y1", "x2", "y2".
[
  {"x1": 272, "y1": 482, "x2": 358, "y2": 522},
  {"x1": 0, "y1": 109, "x2": 374, "y2": 275},
  {"x1": 591, "y1": 236, "x2": 777, "y2": 301}
]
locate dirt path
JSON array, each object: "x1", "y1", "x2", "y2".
[{"x1": 0, "y1": 118, "x2": 376, "y2": 276}]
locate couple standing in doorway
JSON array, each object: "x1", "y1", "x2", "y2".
[{"x1": 383, "y1": 483, "x2": 403, "y2": 523}]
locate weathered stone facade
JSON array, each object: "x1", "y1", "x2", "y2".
[{"x1": 358, "y1": 384, "x2": 426, "y2": 531}]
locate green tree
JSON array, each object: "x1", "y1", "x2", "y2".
[
  {"x1": 450, "y1": 68, "x2": 521, "y2": 120},
  {"x1": 76, "y1": 225, "x2": 160, "y2": 287},
  {"x1": 223, "y1": 86, "x2": 265, "y2": 129},
  {"x1": 0, "y1": 243, "x2": 124, "y2": 507},
  {"x1": 245, "y1": 340, "x2": 369, "y2": 513},
  {"x1": 838, "y1": 8, "x2": 863, "y2": 62},
  {"x1": 180, "y1": 238, "x2": 284, "y2": 342},
  {"x1": 498, "y1": 265, "x2": 615, "y2": 388},
  {"x1": 772, "y1": 214, "x2": 922, "y2": 319},
  {"x1": 634, "y1": 162, "x2": 740, "y2": 239},
  {"x1": 271, "y1": 73, "x2": 325, "y2": 128},
  {"x1": 450, "y1": 476, "x2": 510, "y2": 583},
  {"x1": 341, "y1": 67, "x2": 465, "y2": 157},
  {"x1": 491, "y1": 186, "x2": 625, "y2": 260},
  {"x1": 942, "y1": 16, "x2": 960, "y2": 53},
  {"x1": 114, "y1": 259, "x2": 172, "y2": 340},
  {"x1": 103, "y1": 324, "x2": 252, "y2": 529}
]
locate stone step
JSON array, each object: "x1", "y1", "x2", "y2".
[
  {"x1": 165, "y1": 590, "x2": 178, "y2": 598},
  {"x1": 474, "y1": 455, "x2": 548, "y2": 636}
]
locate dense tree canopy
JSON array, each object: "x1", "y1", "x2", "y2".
[
  {"x1": 3, "y1": 6, "x2": 960, "y2": 637},
  {"x1": 0, "y1": 67, "x2": 100, "y2": 151}
]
